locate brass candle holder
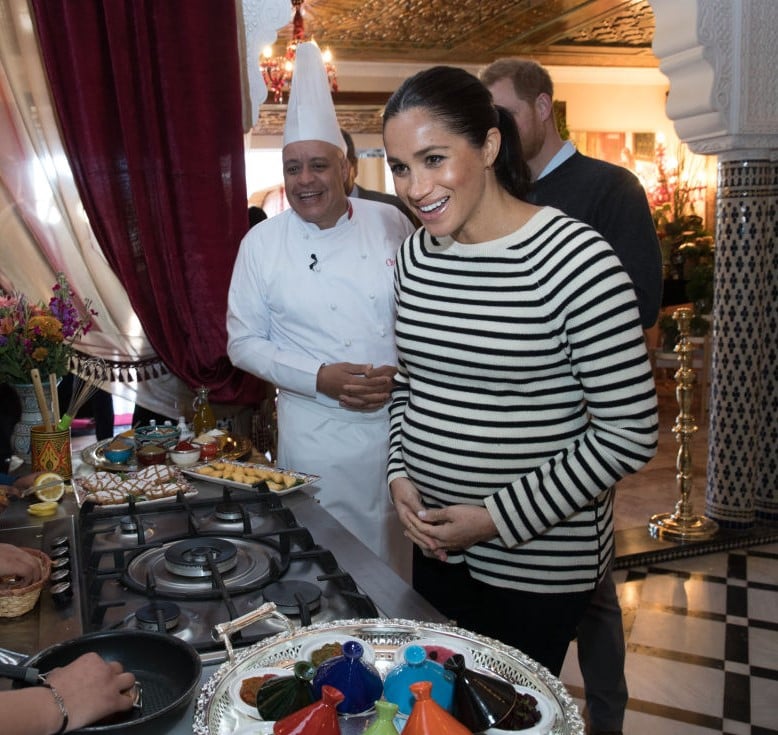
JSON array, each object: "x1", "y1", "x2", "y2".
[{"x1": 649, "y1": 307, "x2": 719, "y2": 541}]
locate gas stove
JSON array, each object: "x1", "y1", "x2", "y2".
[{"x1": 66, "y1": 487, "x2": 380, "y2": 662}]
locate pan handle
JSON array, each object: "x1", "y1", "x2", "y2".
[
  {"x1": 0, "y1": 647, "x2": 26, "y2": 666},
  {"x1": 0, "y1": 662, "x2": 41, "y2": 685},
  {"x1": 212, "y1": 602, "x2": 295, "y2": 664}
]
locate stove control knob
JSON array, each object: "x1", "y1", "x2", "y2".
[
  {"x1": 49, "y1": 546, "x2": 69, "y2": 561},
  {"x1": 50, "y1": 535, "x2": 70, "y2": 549},
  {"x1": 51, "y1": 557, "x2": 70, "y2": 571},
  {"x1": 50, "y1": 581, "x2": 73, "y2": 608},
  {"x1": 50, "y1": 569, "x2": 71, "y2": 585}
]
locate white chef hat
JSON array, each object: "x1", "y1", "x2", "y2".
[{"x1": 283, "y1": 41, "x2": 346, "y2": 153}]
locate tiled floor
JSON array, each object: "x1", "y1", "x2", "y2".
[
  {"x1": 560, "y1": 543, "x2": 778, "y2": 734},
  {"x1": 559, "y1": 378, "x2": 778, "y2": 734}
]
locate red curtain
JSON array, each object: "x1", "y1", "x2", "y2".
[{"x1": 29, "y1": 0, "x2": 268, "y2": 405}]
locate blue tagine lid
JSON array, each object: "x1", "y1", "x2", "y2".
[
  {"x1": 383, "y1": 644, "x2": 455, "y2": 717},
  {"x1": 311, "y1": 639, "x2": 384, "y2": 715}
]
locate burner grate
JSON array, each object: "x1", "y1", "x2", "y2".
[{"x1": 76, "y1": 487, "x2": 380, "y2": 655}]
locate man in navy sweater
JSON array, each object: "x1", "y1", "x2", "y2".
[
  {"x1": 482, "y1": 58, "x2": 662, "y2": 735},
  {"x1": 482, "y1": 59, "x2": 661, "y2": 331}
]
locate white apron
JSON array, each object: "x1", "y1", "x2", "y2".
[{"x1": 278, "y1": 392, "x2": 411, "y2": 581}]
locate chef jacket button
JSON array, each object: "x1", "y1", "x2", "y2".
[
  {"x1": 330, "y1": 303, "x2": 337, "y2": 310},
  {"x1": 361, "y1": 253, "x2": 367, "y2": 259},
  {"x1": 369, "y1": 293, "x2": 375, "y2": 300},
  {"x1": 345, "y1": 339, "x2": 352, "y2": 346},
  {"x1": 380, "y1": 329, "x2": 386, "y2": 337}
]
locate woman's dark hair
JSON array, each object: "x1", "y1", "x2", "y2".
[{"x1": 383, "y1": 66, "x2": 530, "y2": 200}]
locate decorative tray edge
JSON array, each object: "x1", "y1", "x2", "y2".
[{"x1": 193, "y1": 618, "x2": 584, "y2": 735}]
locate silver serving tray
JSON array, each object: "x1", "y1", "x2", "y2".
[
  {"x1": 81, "y1": 436, "x2": 254, "y2": 473},
  {"x1": 193, "y1": 618, "x2": 584, "y2": 735},
  {"x1": 182, "y1": 461, "x2": 319, "y2": 496}
]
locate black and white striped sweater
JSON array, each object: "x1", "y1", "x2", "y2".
[{"x1": 387, "y1": 207, "x2": 658, "y2": 594}]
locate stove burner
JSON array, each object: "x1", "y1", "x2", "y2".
[
  {"x1": 263, "y1": 580, "x2": 321, "y2": 615},
  {"x1": 135, "y1": 601, "x2": 181, "y2": 631},
  {"x1": 164, "y1": 538, "x2": 238, "y2": 578},
  {"x1": 214, "y1": 502, "x2": 244, "y2": 523}
]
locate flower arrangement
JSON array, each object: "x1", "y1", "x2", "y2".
[
  {"x1": 0, "y1": 273, "x2": 96, "y2": 384},
  {"x1": 646, "y1": 141, "x2": 714, "y2": 292}
]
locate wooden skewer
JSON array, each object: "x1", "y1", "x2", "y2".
[
  {"x1": 30, "y1": 368, "x2": 53, "y2": 431},
  {"x1": 49, "y1": 373, "x2": 61, "y2": 427}
]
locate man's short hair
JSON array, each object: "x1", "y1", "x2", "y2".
[{"x1": 480, "y1": 59, "x2": 554, "y2": 103}]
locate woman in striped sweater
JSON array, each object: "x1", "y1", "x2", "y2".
[{"x1": 382, "y1": 66, "x2": 658, "y2": 675}]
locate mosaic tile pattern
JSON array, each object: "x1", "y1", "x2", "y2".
[{"x1": 708, "y1": 159, "x2": 778, "y2": 527}]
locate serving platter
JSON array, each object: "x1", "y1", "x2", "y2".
[
  {"x1": 194, "y1": 619, "x2": 584, "y2": 735},
  {"x1": 182, "y1": 460, "x2": 320, "y2": 496},
  {"x1": 72, "y1": 473, "x2": 198, "y2": 508},
  {"x1": 80, "y1": 437, "x2": 140, "y2": 472}
]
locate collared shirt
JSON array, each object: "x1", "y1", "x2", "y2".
[{"x1": 537, "y1": 140, "x2": 576, "y2": 180}]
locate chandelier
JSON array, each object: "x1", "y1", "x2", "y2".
[{"x1": 260, "y1": 0, "x2": 338, "y2": 104}]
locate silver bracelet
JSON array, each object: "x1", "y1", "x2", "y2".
[{"x1": 38, "y1": 675, "x2": 69, "y2": 735}]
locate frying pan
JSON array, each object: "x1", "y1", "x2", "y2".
[{"x1": 0, "y1": 630, "x2": 201, "y2": 734}]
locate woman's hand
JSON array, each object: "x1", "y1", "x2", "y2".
[
  {"x1": 45, "y1": 652, "x2": 137, "y2": 732},
  {"x1": 413, "y1": 505, "x2": 499, "y2": 560},
  {"x1": 390, "y1": 477, "x2": 447, "y2": 559},
  {"x1": 0, "y1": 543, "x2": 42, "y2": 586}
]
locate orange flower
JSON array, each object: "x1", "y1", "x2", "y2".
[
  {"x1": 31, "y1": 346, "x2": 49, "y2": 362},
  {"x1": 27, "y1": 315, "x2": 63, "y2": 343}
]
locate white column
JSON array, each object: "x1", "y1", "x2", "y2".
[
  {"x1": 240, "y1": 0, "x2": 291, "y2": 125},
  {"x1": 650, "y1": 0, "x2": 778, "y2": 526}
]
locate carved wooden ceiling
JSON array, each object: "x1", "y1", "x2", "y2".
[
  {"x1": 282, "y1": 0, "x2": 657, "y2": 68},
  {"x1": 254, "y1": 0, "x2": 658, "y2": 135}
]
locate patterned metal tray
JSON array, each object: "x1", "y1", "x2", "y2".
[{"x1": 193, "y1": 618, "x2": 584, "y2": 735}]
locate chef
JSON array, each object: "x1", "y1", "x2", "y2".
[{"x1": 227, "y1": 42, "x2": 415, "y2": 580}]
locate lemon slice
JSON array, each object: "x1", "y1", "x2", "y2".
[
  {"x1": 27, "y1": 501, "x2": 59, "y2": 516},
  {"x1": 34, "y1": 472, "x2": 65, "y2": 502}
]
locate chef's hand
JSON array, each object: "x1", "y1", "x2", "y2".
[
  {"x1": 390, "y1": 478, "x2": 448, "y2": 561},
  {"x1": 0, "y1": 543, "x2": 42, "y2": 585},
  {"x1": 11, "y1": 472, "x2": 40, "y2": 495},
  {"x1": 413, "y1": 505, "x2": 499, "y2": 560},
  {"x1": 317, "y1": 362, "x2": 395, "y2": 410},
  {"x1": 340, "y1": 363, "x2": 396, "y2": 409},
  {"x1": 44, "y1": 652, "x2": 137, "y2": 732}
]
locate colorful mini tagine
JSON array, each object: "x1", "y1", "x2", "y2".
[
  {"x1": 273, "y1": 684, "x2": 344, "y2": 735},
  {"x1": 257, "y1": 660, "x2": 317, "y2": 721},
  {"x1": 444, "y1": 653, "x2": 517, "y2": 732},
  {"x1": 363, "y1": 700, "x2": 401, "y2": 735},
  {"x1": 403, "y1": 680, "x2": 471, "y2": 735},
  {"x1": 312, "y1": 639, "x2": 383, "y2": 715},
  {"x1": 383, "y1": 644, "x2": 455, "y2": 716}
]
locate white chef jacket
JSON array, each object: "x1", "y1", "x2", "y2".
[{"x1": 227, "y1": 198, "x2": 416, "y2": 580}]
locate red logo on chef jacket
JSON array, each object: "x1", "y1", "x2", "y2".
[{"x1": 386, "y1": 258, "x2": 395, "y2": 267}]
